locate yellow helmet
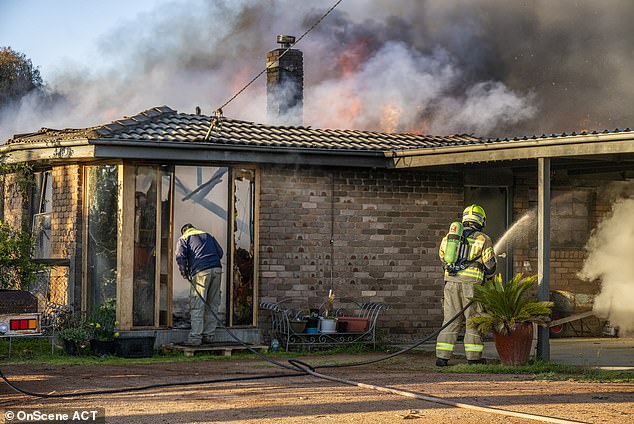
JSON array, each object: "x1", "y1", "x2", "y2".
[{"x1": 462, "y1": 204, "x2": 486, "y2": 228}]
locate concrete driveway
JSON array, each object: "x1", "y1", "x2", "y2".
[{"x1": 417, "y1": 337, "x2": 634, "y2": 370}]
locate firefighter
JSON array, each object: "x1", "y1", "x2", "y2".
[{"x1": 436, "y1": 204, "x2": 497, "y2": 366}]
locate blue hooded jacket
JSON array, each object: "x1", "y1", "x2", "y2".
[{"x1": 175, "y1": 227, "x2": 223, "y2": 278}]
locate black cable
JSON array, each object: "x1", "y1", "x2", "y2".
[
  {"x1": 0, "y1": 368, "x2": 305, "y2": 399},
  {"x1": 2, "y1": 254, "x2": 478, "y2": 398},
  {"x1": 0, "y1": 288, "x2": 472, "y2": 398}
]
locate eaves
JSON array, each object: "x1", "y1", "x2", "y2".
[
  {"x1": 1, "y1": 137, "x2": 391, "y2": 168},
  {"x1": 387, "y1": 132, "x2": 634, "y2": 168}
]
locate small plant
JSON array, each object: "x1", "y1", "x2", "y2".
[
  {"x1": 468, "y1": 273, "x2": 554, "y2": 335},
  {"x1": 58, "y1": 314, "x2": 91, "y2": 353},
  {"x1": 88, "y1": 299, "x2": 118, "y2": 341},
  {"x1": 322, "y1": 289, "x2": 335, "y2": 318},
  {"x1": 58, "y1": 326, "x2": 91, "y2": 345}
]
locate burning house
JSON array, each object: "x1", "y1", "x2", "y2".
[{"x1": 2, "y1": 37, "x2": 634, "y2": 347}]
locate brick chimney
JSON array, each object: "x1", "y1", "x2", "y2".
[{"x1": 266, "y1": 35, "x2": 303, "y2": 126}]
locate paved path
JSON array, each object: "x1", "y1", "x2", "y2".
[{"x1": 416, "y1": 337, "x2": 634, "y2": 370}]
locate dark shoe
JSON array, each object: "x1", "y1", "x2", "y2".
[
  {"x1": 468, "y1": 359, "x2": 485, "y2": 365},
  {"x1": 436, "y1": 358, "x2": 449, "y2": 367},
  {"x1": 181, "y1": 340, "x2": 201, "y2": 347},
  {"x1": 202, "y1": 337, "x2": 215, "y2": 345}
]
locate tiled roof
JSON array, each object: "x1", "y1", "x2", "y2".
[{"x1": 7, "y1": 106, "x2": 483, "y2": 152}]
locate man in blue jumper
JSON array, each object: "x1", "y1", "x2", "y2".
[{"x1": 176, "y1": 223, "x2": 224, "y2": 346}]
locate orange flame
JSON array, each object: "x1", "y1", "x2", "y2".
[
  {"x1": 380, "y1": 104, "x2": 401, "y2": 133},
  {"x1": 336, "y1": 38, "x2": 370, "y2": 77}
]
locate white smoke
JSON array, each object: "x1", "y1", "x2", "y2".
[
  {"x1": 3, "y1": 0, "x2": 633, "y2": 142},
  {"x1": 579, "y1": 197, "x2": 634, "y2": 335},
  {"x1": 0, "y1": 0, "x2": 537, "y2": 142}
]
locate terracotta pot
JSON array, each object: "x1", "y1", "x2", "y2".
[{"x1": 493, "y1": 322, "x2": 533, "y2": 366}]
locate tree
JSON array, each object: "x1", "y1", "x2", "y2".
[
  {"x1": 0, "y1": 46, "x2": 44, "y2": 107},
  {"x1": 0, "y1": 220, "x2": 43, "y2": 289}
]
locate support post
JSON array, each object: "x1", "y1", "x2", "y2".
[{"x1": 537, "y1": 158, "x2": 551, "y2": 360}]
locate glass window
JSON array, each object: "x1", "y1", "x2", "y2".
[
  {"x1": 133, "y1": 166, "x2": 158, "y2": 326},
  {"x1": 232, "y1": 168, "x2": 256, "y2": 325},
  {"x1": 31, "y1": 171, "x2": 53, "y2": 259},
  {"x1": 159, "y1": 166, "x2": 172, "y2": 326},
  {"x1": 85, "y1": 165, "x2": 118, "y2": 313}
]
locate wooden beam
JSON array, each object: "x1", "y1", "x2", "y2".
[
  {"x1": 2, "y1": 145, "x2": 95, "y2": 163},
  {"x1": 537, "y1": 157, "x2": 551, "y2": 361}
]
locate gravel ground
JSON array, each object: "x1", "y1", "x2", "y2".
[{"x1": 1, "y1": 352, "x2": 632, "y2": 423}]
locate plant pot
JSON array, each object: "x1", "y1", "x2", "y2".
[
  {"x1": 494, "y1": 322, "x2": 533, "y2": 366},
  {"x1": 115, "y1": 336, "x2": 155, "y2": 358},
  {"x1": 337, "y1": 317, "x2": 369, "y2": 332},
  {"x1": 62, "y1": 339, "x2": 90, "y2": 355},
  {"x1": 289, "y1": 320, "x2": 306, "y2": 334},
  {"x1": 62, "y1": 339, "x2": 79, "y2": 355},
  {"x1": 90, "y1": 339, "x2": 115, "y2": 356},
  {"x1": 319, "y1": 317, "x2": 337, "y2": 334},
  {"x1": 304, "y1": 317, "x2": 320, "y2": 333}
]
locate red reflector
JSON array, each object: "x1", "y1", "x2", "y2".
[
  {"x1": 20, "y1": 320, "x2": 28, "y2": 330},
  {"x1": 10, "y1": 320, "x2": 19, "y2": 330}
]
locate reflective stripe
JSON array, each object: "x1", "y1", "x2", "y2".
[
  {"x1": 464, "y1": 343, "x2": 484, "y2": 352},
  {"x1": 468, "y1": 238, "x2": 484, "y2": 260},
  {"x1": 456, "y1": 267, "x2": 484, "y2": 280},
  {"x1": 436, "y1": 342, "x2": 454, "y2": 351},
  {"x1": 482, "y1": 246, "x2": 495, "y2": 262},
  {"x1": 180, "y1": 228, "x2": 206, "y2": 240}
]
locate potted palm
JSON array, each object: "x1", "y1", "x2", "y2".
[{"x1": 468, "y1": 273, "x2": 553, "y2": 365}]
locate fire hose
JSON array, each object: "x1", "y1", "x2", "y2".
[{"x1": 0, "y1": 280, "x2": 586, "y2": 424}]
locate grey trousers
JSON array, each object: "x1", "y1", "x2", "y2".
[
  {"x1": 189, "y1": 267, "x2": 222, "y2": 342},
  {"x1": 436, "y1": 281, "x2": 485, "y2": 361}
]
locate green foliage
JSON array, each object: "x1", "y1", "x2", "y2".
[
  {"x1": 437, "y1": 359, "x2": 634, "y2": 382},
  {"x1": 0, "y1": 220, "x2": 44, "y2": 289},
  {"x1": 0, "y1": 47, "x2": 44, "y2": 107},
  {"x1": 468, "y1": 273, "x2": 553, "y2": 335},
  {"x1": 58, "y1": 318, "x2": 91, "y2": 345},
  {"x1": 87, "y1": 299, "x2": 118, "y2": 341},
  {"x1": 0, "y1": 157, "x2": 34, "y2": 199}
]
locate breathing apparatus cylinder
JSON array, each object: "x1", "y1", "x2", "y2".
[{"x1": 443, "y1": 221, "x2": 464, "y2": 265}]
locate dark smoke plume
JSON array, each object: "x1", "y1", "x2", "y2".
[{"x1": 1, "y1": 0, "x2": 633, "y2": 142}]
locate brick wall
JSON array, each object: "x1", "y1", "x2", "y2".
[
  {"x1": 50, "y1": 165, "x2": 83, "y2": 309},
  {"x1": 2, "y1": 173, "x2": 29, "y2": 229},
  {"x1": 258, "y1": 165, "x2": 464, "y2": 342}
]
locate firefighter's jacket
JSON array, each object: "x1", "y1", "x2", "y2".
[
  {"x1": 439, "y1": 229, "x2": 496, "y2": 283},
  {"x1": 175, "y1": 227, "x2": 224, "y2": 279}
]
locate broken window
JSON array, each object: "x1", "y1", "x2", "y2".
[{"x1": 31, "y1": 170, "x2": 52, "y2": 259}]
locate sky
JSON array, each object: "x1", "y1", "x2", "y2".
[
  {"x1": 0, "y1": 0, "x2": 173, "y2": 76},
  {"x1": 1, "y1": 0, "x2": 634, "y2": 141}
]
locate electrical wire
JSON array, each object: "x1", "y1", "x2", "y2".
[
  {"x1": 0, "y1": 369, "x2": 305, "y2": 399},
  {"x1": 203, "y1": 0, "x2": 344, "y2": 139}
]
